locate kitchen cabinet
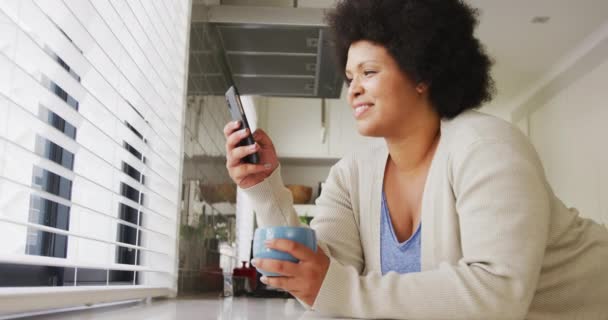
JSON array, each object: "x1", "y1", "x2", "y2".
[
  {"x1": 258, "y1": 97, "x2": 329, "y2": 158},
  {"x1": 257, "y1": 93, "x2": 382, "y2": 159},
  {"x1": 326, "y1": 94, "x2": 383, "y2": 158}
]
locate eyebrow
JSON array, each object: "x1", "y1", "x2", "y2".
[{"x1": 345, "y1": 60, "x2": 380, "y2": 75}]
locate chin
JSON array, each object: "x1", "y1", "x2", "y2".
[{"x1": 355, "y1": 121, "x2": 384, "y2": 137}]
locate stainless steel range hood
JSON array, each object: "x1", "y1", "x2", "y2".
[{"x1": 188, "y1": 5, "x2": 343, "y2": 98}]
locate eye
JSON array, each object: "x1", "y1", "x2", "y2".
[
  {"x1": 364, "y1": 70, "x2": 377, "y2": 77},
  {"x1": 344, "y1": 78, "x2": 353, "y2": 87}
]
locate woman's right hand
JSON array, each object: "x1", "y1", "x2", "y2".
[{"x1": 224, "y1": 121, "x2": 279, "y2": 189}]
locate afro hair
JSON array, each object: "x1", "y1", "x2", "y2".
[{"x1": 326, "y1": 0, "x2": 495, "y2": 118}]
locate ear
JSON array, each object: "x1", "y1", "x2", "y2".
[{"x1": 416, "y1": 83, "x2": 429, "y2": 94}]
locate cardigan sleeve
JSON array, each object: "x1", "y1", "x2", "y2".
[
  {"x1": 239, "y1": 164, "x2": 302, "y2": 227},
  {"x1": 309, "y1": 157, "x2": 365, "y2": 274},
  {"x1": 242, "y1": 159, "x2": 365, "y2": 273},
  {"x1": 311, "y1": 139, "x2": 551, "y2": 320},
  {"x1": 242, "y1": 158, "x2": 365, "y2": 311}
]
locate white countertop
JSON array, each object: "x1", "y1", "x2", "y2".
[{"x1": 18, "y1": 296, "x2": 357, "y2": 320}]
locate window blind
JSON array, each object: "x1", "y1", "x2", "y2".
[{"x1": 0, "y1": 0, "x2": 191, "y2": 315}]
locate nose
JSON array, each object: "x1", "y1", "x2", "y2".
[{"x1": 347, "y1": 76, "x2": 363, "y2": 101}]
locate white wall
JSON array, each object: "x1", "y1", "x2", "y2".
[{"x1": 527, "y1": 57, "x2": 608, "y2": 225}]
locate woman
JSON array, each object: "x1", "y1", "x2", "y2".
[{"x1": 223, "y1": 1, "x2": 608, "y2": 319}]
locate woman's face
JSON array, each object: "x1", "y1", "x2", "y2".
[{"x1": 345, "y1": 40, "x2": 430, "y2": 138}]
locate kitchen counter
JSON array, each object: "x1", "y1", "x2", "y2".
[{"x1": 20, "y1": 296, "x2": 358, "y2": 320}]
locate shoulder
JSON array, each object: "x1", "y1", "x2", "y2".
[
  {"x1": 441, "y1": 110, "x2": 539, "y2": 157},
  {"x1": 441, "y1": 110, "x2": 546, "y2": 180},
  {"x1": 441, "y1": 110, "x2": 526, "y2": 146}
]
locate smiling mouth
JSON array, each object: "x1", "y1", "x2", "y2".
[{"x1": 354, "y1": 105, "x2": 372, "y2": 118}]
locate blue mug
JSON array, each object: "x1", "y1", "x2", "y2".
[{"x1": 253, "y1": 226, "x2": 317, "y2": 277}]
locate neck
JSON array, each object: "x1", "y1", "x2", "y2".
[{"x1": 385, "y1": 112, "x2": 441, "y2": 175}]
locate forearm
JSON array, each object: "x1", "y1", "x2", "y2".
[
  {"x1": 240, "y1": 165, "x2": 301, "y2": 227},
  {"x1": 313, "y1": 258, "x2": 534, "y2": 320}
]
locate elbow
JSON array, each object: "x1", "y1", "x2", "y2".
[
  {"x1": 464, "y1": 298, "x2": 528, "y2": 320},
  {"x1": 462, "y1": 272, "x2": 533, "y2": 319},
  {"x1": 479, "y1": 283, "x2": 533, "y2": 319},
  {"x1": 487, "y1": 302, "x2": 529, "y2": 320},
  {"x1": 504, "y1": 278, "x2": 534, "y2": 319},
  {"x1": 469, "y1": 263, "x2": 537, "y2": 319}
]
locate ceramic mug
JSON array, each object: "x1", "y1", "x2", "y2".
[{"x1": 253, "y1": 226, "x2": 317, "y2": 276}]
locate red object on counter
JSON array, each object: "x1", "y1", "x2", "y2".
[
  {"x1": 233, "y1": 261, "x2": 246, "y2": 276},
  {"x1": 245, "y1": 262, "x2": 257, "y2": 291},
  {"x1": 233, "y1": 261, "x2": 257, "y2": 291}
]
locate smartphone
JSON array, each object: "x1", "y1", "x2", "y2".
[{"x1": 225, "y1": 86, "x2": 260, "y2": 164}]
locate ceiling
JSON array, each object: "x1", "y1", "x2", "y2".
[
  {"x1": 468, "y1": 0, "x2": 608, "y2": 116},
  {"x1": 188, "y1": 0, "x2": 608, "y2": 116}
]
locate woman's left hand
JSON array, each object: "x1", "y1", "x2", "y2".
[{"x1": 254, "y1": 239, "x2": 330, "y2": 306}]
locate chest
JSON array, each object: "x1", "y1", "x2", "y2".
[
  {"x1": 357, "y1": 148, "x2": 463, "y2": 273},
  {"x1": 382, "y1": 166, "x2": 427, "y2": 242}
]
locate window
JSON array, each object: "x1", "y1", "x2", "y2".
[
  {"x1": 0, "y1": 265, "x2": 139, "y2": 287},
  {"x1": 75, "y1": 268, "x2": 107, "y2": 286},
  {"x1": 116, "y1": 221, "x2": 140, "y2": 266},
  {"x1": 0, "y1": 264, "x2": 75, "y2": 287},
  {"x1": 25, "y1": 229, "x2": 68, "y2": 259},
  {"x1": 120, "y1": 182, "x2": 142, "y2": 204},
  {"x1": 122, "y1": 162, "x2": 144, "y2": 183},
  {"x1": 31, "y1": 166, "x2": 73, "y2": 201},
  {"x1": 38, "y1": 105, "x2": 77, "y2": 139},
  {"x1": 28, "y1": 195, "x2": 70, "y2": 231},
  {"x1": 0, "y1": 0, "x2": 186, "y2": 313},
  {"x1": 118, "y1": 203, "x2": 139, "y2": 225},
  {"x1": 123, "y1": 142, "x2": 145, "y2": 163},
  {"x1": 35, "y1": 136, "x2": 75, "y2": 170},
  {"x1": 49, "y1": 20, "x2": 83, "y2": 54},
  {"x1": 126, "y1": 100, "x2": 144, "y2": 120},
  {"x1": 125, "y1": 122, "x2": 144, "y2": 141},
  {"x1": 116, "y1": 224, "x2": 139, "y2": 246},
  {"x1": 115, "y1": 246, "x2": 138, "y2": 266},
  {"x1": 43, "y1": 46, "x2": 81, "y2": 81},
  {"x1": 40, "y1": 75, "x2": 79, "y2": 110},
  {"x1": 109, "y1": 270, "x2": 137, "y2": 285}
]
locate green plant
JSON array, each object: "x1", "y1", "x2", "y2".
[
  {"x1": 180, "y1": 225, "x2": 198, "y2": 240},
  {"x1": 299, "y1": 213, "x2": 313, "y2": 226}
]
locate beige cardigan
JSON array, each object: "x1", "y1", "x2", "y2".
[{"x1": 243, "y1": 111, "x2": 608, "y2": 319}]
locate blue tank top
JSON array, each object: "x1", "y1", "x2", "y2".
[{"x1": 380, "y1": 191, "x2": 421, "y2": 275}]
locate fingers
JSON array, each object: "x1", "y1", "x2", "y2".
[
  {"x1": 225, "y1": 128, "x2": 251, "y2": 152},
  {"x1": 265, "y1": 239, "x2": 316, "y2": 261},
  {"x1": 254, "y1": 258, "x2": 299, "y2": 277},
  {"x1": 252, "y1": 129, "x2": 274, "y2": 147},
  {"x1": 227, "y1": 143, "x2": 260, "y2": 167},
  {"x1": 223, "y1": 121, "x2": 241, "y2": 138},
  {"x1": 230, "y1": 163, "x2": 272, "y2": 183},
  {"x1": 315, "y1": 246, "x2": 327, "y2": 260},
  {"x1": 260, "y1": 276, "x2": 301, "y2": 293},
  {"x1": 255, "y1": 244, "x2": 330, "y2": 307}
]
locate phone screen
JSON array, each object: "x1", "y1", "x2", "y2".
[{"x1": 225, "y1": 86, "x2": 259, "y2": 164}]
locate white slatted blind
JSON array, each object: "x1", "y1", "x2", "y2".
[{"x1": 0, "y1": 0, "x2": 190, "y2": 315}]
